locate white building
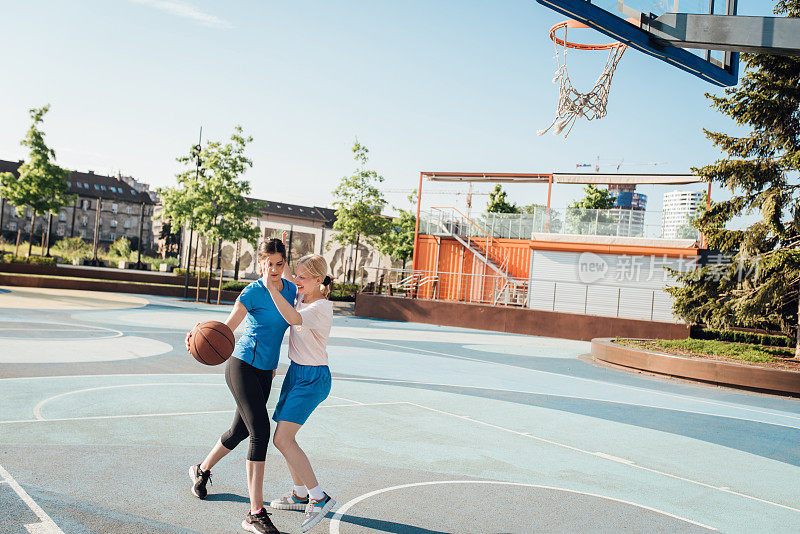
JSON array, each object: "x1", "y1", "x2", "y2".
[{"x1": 662, "y1": 190, "x2": 702, "y2": 239}]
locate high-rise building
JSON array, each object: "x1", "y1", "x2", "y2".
[
  {"x1": 662, "y1": 190, "x2": 702, "y2": 239},
  {"x1": 608, "y1": 184, "x2": 647, "y2": 237}
]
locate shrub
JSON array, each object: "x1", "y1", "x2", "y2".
[
  {"x1": 691, "y1": 327, "x2": 791, "y2": 348},
  {"x1": 0, "y1": 255, "x2": 57, "y2": 266},
  {"x1": 108, "y1": 237, "x2": 133, "y2": 260},
  {"x1": 222, "y1": 280, "x2": 249, "y2": 291},
  {"x1": 173, "y1": 268, "x2": 216, "y2": 279},
  {"x1": 52, "y1": 237, "x2": 91, "y2": 259}
]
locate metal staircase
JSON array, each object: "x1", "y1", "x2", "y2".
[{"x1": 429, "y1": 207, "x2": 528, "y2": 306}]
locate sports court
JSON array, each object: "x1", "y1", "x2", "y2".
[{"x1": 1, "y1": 286, "x2": 798, "y2": 533}]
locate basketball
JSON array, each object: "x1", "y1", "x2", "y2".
[{"x1": 190, "y1": 321, "x2": 235, "y2": 366}]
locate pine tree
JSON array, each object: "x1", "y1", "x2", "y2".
[{"x1": 667, "y1": 0, "x2": 800, "y2": 357}]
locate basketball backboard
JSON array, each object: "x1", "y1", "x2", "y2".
[{"x1": 536, "y1": 0, "x2": 739, "y2": 86}]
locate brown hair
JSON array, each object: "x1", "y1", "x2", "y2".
[
  {"x1": 295, "y1": 254, "x2": 332, "y2": 299},
  {"x1": 257, "y1": 238, "x2": 286, "y2": 260}
]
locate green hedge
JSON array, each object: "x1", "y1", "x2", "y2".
[
  {"x1": 0, "y1": 254, "x2": 58, "y2": 266},
  {"x1": 222, "y1": 280, "x2": 249, "y2": 291},
  {"x1": 691, "y1": 327, "x2": 792, "y2": 348},
  {"x1": 173, "y1": 268, "x2": 216, "y2": 279}
]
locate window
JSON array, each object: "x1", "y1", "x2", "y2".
[
  {"x1": 82, "y1": 216, "x2": 88, "y2": 227},
  {"x1": 59, "y1": 212, "x2": 66, "y2": 222},
  {"x1": 9, "y1": 221, "x2": 16, "y2": 231},
  {"x1": 56, "y1": 226, "x2": 65, "y2": 237},
  {"x1": 110, "y1": 233, "x2": 116, "y2": 241},
  {"x1": 112, "y1": 203, "x2": 118, "y2": 213},
  {"x1": 124, "y1": 220, "x2": 131, "y2": 229},
  {"x1": 126, "y1": 206, "x2": 131, "y2": 215},
  {"x1": 110, "y1": 220, "x2": 117, "y2": 228},
  {"x1": 130, "y1": 189, "x2": 135, "y2": 195},
  {"x1": 99, "y1": 218, "x2": 103, "y2": 226},
  {"x1": 82, "y1": 200, "x2": 91, "y2": 210},
  {"x1": 94, "y1": 185, "x2": 100, "y2": 190}
]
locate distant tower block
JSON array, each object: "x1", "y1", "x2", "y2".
[{"x1": 662, "y1": 190, "x2": 702, "y2": 239}]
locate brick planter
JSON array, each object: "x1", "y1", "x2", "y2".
[{"x1": 592, "y1": 337, "x2": 800, "y2": 396}]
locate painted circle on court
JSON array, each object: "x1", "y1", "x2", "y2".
[
  {"x1": 330, "y1": 480, "x2": 715, "y2": 533},
  {"x1": 0, "y1": 321, "x2": 123, "y2": 340}
]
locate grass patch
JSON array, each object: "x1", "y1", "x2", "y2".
[{"x1": 615, "y1": 338, "x2": 793, "y2": 364}]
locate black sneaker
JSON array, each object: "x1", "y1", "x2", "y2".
[
  {"x1": 188, "y1": 464, "x2": 212, "y2": 499},
  {"x1": 242, "y1": 508, "x2": 279, "y2": 534}
]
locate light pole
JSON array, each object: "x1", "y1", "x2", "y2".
[{"x1": 183, "y1": 127, "x2": 202, "y2": 298}]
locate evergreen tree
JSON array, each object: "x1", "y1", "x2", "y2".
[{"x1": 667, "y1": 0, "x2": 800, "y2": 357}]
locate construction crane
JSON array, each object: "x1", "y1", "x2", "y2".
[{"x1": 576, "y1": 157, "x2": 667, "y2": 172}]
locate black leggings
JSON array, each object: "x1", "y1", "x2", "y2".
[{"x1": 220, "y1": 357, "x2": 274, "y2": 461}]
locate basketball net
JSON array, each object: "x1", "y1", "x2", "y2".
[{"x1": 537, "y1": 21, "x2": 627, "y2": 138}]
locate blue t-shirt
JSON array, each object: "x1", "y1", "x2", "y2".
[{"x1": 232, "y1": 278, "x2": 297, "y2": 370}]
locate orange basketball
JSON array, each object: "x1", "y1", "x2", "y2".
[{"x1": 190, "y1": 321, "x2": 235, "y2": 366}]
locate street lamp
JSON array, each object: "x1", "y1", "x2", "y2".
[{"x1": 183, "y1": 127, "x2": 202, "y2": 298}]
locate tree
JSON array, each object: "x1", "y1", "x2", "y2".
[
  {"x1": 159, "y1": 126, "x2": 260, "y2": 303},
  {"x1": 379, "y1": 192, "x2": 416, "y2": 271},
  {"x1": 331, "y1": 140, "x2": 391, "y2": 283},
  {"x1": 571, "y1": 184, "x2": 616, "y2": 210},
  {"x1": 522, "y1": 203, "x2": 546, "y2": 214},
  {"x1": 566, "y1": 185, "x2": 616, "y2": 235},
  {"x1": 486, "y1": 184, "x2": 520, "y2": 213},
  {"x1": 667, "y1": 0, "x2": 800, "y2": 357},
  {"x1": 0, "y1": 105, "x2": 74, "y2": 256}
]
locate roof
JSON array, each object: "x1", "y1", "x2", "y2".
[
  {"x1": 247, "y1": 197, "x2": 338, "y2": 228},
  {"x1": 0, "y1": 159, "x2": 155, "y2": 205},
  {"x1": 423, "y1": 171, "x2": 701, "y2": 185}
]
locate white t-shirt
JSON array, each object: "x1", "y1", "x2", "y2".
[{"x1": 288, "y1": 296, "x2": 334, "y2": 366}]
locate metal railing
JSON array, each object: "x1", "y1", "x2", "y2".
[
  {"x1": 361, "y1": 267, "x2": 530, "y2": 307},
  {"x1": 360, "y1": 267, "x2": 681, "y2": 322},
  {"x1": 419, "y1": 207, "x2": 701, "y2": 241}
]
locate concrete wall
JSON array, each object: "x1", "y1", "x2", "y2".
[{"x1": 355, "y1": 294, "x2": 690, "y2": 342}]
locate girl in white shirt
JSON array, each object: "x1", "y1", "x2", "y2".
[{"x1": 265, "y1": 254, "x2": 335, "y2": 532}]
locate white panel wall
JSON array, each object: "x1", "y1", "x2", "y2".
[{"x1": 529, "y1": 250, "x2": 693, "y2": 323}]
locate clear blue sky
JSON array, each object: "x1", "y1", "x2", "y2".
[{"x1": 0, "y1": 0, "x2": 776, "y2": 221}]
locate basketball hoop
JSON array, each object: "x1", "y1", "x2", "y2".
[{"x1": 538, "y1": 20, "x2": 627, "y2": 138}]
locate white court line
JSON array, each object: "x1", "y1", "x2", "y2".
[
  {"x1": 337, "y1": 338, "x2": 800, "y2": 425},
  {"x1": 333, "y1": 376, "x2": 800, "y2": 430},
  {"x1": 328, "y1": 480, "x2": 717, "y2": 533},
  {"x1": 0, "y1": 402, "x2": 405, "y2": 425},
  {"x1": 404, "y1": 401, "x2": 800, "y2": 513},
  {"x1": 0, "y1": 321, "x2": 124, "y2": 339},
  {"x1": 0, "y1": 463, "x2": 64, "y2": 534},
  {"x1": 6, "y1": 371, "x2": 800, "y2": 425},
  {"x1": 327, "y1": 394, "x2": 365, "y2": 405},
  {"x1": 32, "y1": 383, "x2": 230, "y2": 421}
]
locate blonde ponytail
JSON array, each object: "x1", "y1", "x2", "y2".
[{"x1": 296, "y1": 254, "x2": 331, "y2": 299}]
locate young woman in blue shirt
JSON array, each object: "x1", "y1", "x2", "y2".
[{"x1": 186, "y1": 238, "x2": 295, "y2": 534}]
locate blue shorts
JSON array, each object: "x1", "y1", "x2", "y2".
[{"x1": 273, "y1": 362, "x2": 331, "y2": 425}]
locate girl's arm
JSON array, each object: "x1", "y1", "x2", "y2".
[
  {"x1": 266, "y1": 278, "x2": 302, "y2": 326},
  {"x1": 224, "y1": 300, "x2": 248, "y2": 332}
]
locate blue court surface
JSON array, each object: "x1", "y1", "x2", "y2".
[{"x1": 1, "y1": 286, "x2": 799, "y2": 533}]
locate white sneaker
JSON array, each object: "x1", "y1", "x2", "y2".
[
  {"x1": 300, "y1": 493, "x2": 335, "y2": 532},
  {"x1": 269, "y1": 490, "x2": 309, "y2": 511}
]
